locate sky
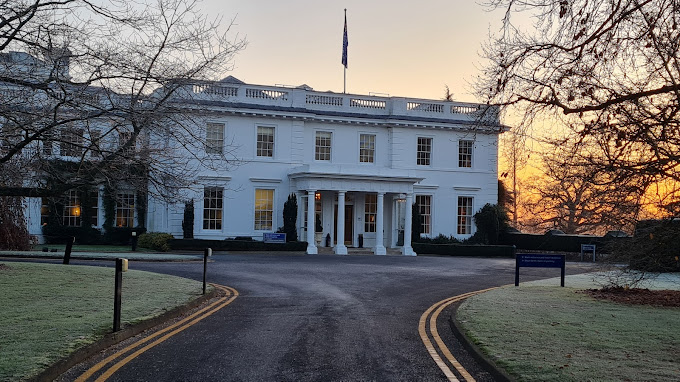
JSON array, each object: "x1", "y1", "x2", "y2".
[{"x1": 202, "y1": 0, "x2": 505, "y2": 102}]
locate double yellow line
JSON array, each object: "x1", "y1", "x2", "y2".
[
  {"x1": 75, "y1": 284, "x2": 239, "y2": 382},
  {"x1": 418, "y1": 288, "x2": 497, "y2": 382}
]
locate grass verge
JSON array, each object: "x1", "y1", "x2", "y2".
[
  {"x1": 0, "y1": 262, "x2": 206, "y2": 381},
  {"x1": 31, "y1": 244, "x2": 148, "y2": 252},
  {"x1": 457, "y1": 285, "x2": 680, "y2": 382}
]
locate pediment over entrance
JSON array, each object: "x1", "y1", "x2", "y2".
[{"x1": 288, "y1": 165, "x2": 423, "y2": 194}]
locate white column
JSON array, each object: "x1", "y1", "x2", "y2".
[
  {"x1": 335, "y1": 191, "x2": 348, "y2": 255},
  {"x1": 401, "y1": 193, "x2": 416, "y2": 256},
  {"x1": 295, "y1": 191, "x2": 302, "y2": 241},
  {"x1": 374, "y1": 192, "x2": 386, "y2": 255},
  {"x1": 306, "y1": 190, "x2": 317, "y2": 254}
]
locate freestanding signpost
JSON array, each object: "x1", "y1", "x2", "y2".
[
  {"x1": 515, "y1": 253, "x2": 566, "y2": 287},
  {"x1": 580, "y1": 244, "x2": 596, "y2": 262},
  {"x1": 263, "y1": 233, "x2": 286, "y2": 243}
]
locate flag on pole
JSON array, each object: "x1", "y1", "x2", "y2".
[{"x1": 342, "y1": 12, "x2": 348, "y2": 68}]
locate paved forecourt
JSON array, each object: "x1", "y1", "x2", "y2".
[{"x1": 60, "y1": 253, "x2": 594, "y2": 381}]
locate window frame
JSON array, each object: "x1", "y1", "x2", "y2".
[
  {"x1": 256, "y1": 125, "x2": 275, "y2": 158},
  {"x1": 415, "y1": 194, "x2": 432, "y2": 236},
  {"x1": 202, "y1": 186, "x2": 224, "y2": 230},
  {"x1": 254, "y1": 188, "x2": 275, "y2": 231},
  {"x1": 89, "y1": 189, "x2": 100, "y2": 227},
  {"x1": 359, "y1": 133, "x2": 376, "y2": 164},
  {"x1": 115, "y1": 192, "x2": 135, "y2": 228},
  {"x1": 457, "y1": 196, "x2": 474, "y2": 235},
  {"x1": 364, "y1": 193, "x2": 377, "y2": 233},
  {"x1": 315, "y1": 131, "x2": 332, "y2": 161},
  {"x1": 205, "y1": 122, "x2": 225, "y2": 155},
  {"x1": 458, "y1": 139, "x2": 473, "y2": 168},
  {"x1": 63, "y1": 190, "x2": 82, "y2": 227},
  {"x1": 60, "y1": 128, "x2": 84, "y2": 157},
  {"x1": 118, "y1": 130, "x2": 135, "y2": 156},
  {"x1": 416, "y1": 137, "x2": 432, "y2": 166}
]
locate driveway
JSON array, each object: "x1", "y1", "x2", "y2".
[{"x1": 61, "y1": 254, "x2": 593, "y2": 381}]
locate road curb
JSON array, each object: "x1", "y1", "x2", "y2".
[
  {"x1": 447, "y1": 301, "x2": 516, "y2": 382},
  {"x1": 29, "y1": 287, "x2": 220, "y2": 382}
]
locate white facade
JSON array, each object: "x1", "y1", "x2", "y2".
[
  {"x1": 144, "y1": 79, "x2": 505, "y2": 255},
  {"x1": 17, "y1": 72, "x2": 505, "y2": 255}
]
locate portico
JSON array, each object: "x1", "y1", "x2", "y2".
[{"x1": 290, "y1": 165, "x2": 422, "y2": 256}]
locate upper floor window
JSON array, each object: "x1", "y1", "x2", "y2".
[
  {"x1": 115, "y1": 192, "x2": 135, "y2": 227},
  {"x1": 359, "y1": 134, "x2": 375, "y2": 163},
  {"x1": 118, "y1": 130, "x2": 135, "y2": 156},
  {"x1": 203, "y1": 187, "x2": 223, "y2": 230},
  {"x1": 457, "y1": 196, "x2": 473, "y2": 235},
  {"x1": 459, "y1": 140, "x2": 473, "y2": 168},
  {"x1": 205, "y1": 122, "x2": 224, "y2": 154},
  {"x1": 417, "y1": 137, "x2": 432, "y2": 166},
  {"x1": 315, "y1": 131, "x2": 332, "y2": 161},
  {"x1": 41, "y1": 130, "x2": 53, "y2": 155},
  {"x1": 88, "y1": 130, "x2": 101, "y2": 158},
  {"x1": 416, "y1": 195, "x2": 432, "y2": 235},
  {"x1": 254, "y1": 188, "x2": 274, "y2": 230},
  {"x1": 257, "y1": 126, "x2": 274, "y2": 157},
  {"x1": 60, "y1": 128, "x2": 84, "y2": 157},
  {"x1": 63, "y1": 190, "x2": 81, "y2": 227}
]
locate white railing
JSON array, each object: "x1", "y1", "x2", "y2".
[
  {"x1": 245, "y1": 88, "x2": 288, "y2": 101},
  {"x1": 196, "y1": 84, "x2": 238, "y2": 97},
  {"x1": 306, "y1": 94, "x2": 343, "y2": 106},
  {"x1": 407, "y1": 102, "x2": 444, "y2": 113},
  {"x1": 182, "y1": 81, "x2": 498, "y2": 124},
  {"x1": 451, "y1": 105, "x2": 480, "y2": 114},
  {"x1": 349, "y1": 98, "x2": 386, "y2": 109}
]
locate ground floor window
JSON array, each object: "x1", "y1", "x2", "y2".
[
  {"x1": 63, "y1": 190, "x2": 82, "y2": 227},
  {"x1": 115, "y1": 192, "x2": 135, "y2": 227},
  {"x1": 254, "y1": 188, "x2": 274, "y2": 230},
  {"x1": 89, "y1": 189, "x2": 99, "y2": 226},
  {"x1": 364, "y1": 193, "x2": 377, "y2": 232},
  {"x1": 40, "y1": 198, "x2": 49, "y2": 226},
  {"x1": 315, "y1": 192, "x2": 322, "y2": 232},
  {"x1": 457, "y1": 196, "x2": 473, "y2": 235},
  {"x1": 416, "y1": 195, "x2": 431, "y2": 235},
  {"x1": 203, "y1": 187, "x2": 223, "y2": 230}
]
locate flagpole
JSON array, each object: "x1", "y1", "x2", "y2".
[{"x1": 343, "y1": 8, "x2": 347, "y2": 94}]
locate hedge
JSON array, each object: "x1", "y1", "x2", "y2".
[
  {"x1": 137, "y1": 232, "x2": 174, "y2": 252},
  {"x1": 499, "y1": 232, "x2": 628, "y2": 253},
  {"x1": 413, "y1": 243, "x2": 515, "y2": 257},
  {"x1": 170, "y1": 239, "x2": 307, "y2": 252}
]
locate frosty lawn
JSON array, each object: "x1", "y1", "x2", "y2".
[
  {"x1": 457, "y1": 281, "x2": 680, "y2": 381},
  {"x1": 0, "y1": 262, "x2": 206, "y2": 381}
]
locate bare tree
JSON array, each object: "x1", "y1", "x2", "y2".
[
  {"x1": 479, "y1": 0, "x2": 680, "y2": 193},
  {"x1": 0, "y1": 0, "x2": 245, "y2": 200},
  {"x1": 523, "y1": 137, "x2": 649, "y2": 235}
]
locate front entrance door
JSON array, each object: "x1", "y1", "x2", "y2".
[
  {"x1": 395, "y1": 199, "x2": 406, "y2": 246},
  {"x1": 334, "y1": 205, "x2": 354, "y2": 246}
]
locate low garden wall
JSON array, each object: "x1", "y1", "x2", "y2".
[
  {"x1": 169, "y1": 239, "x2": 307, "y2": 252},
  {"x1": 413, "y1": 243, "x2": 515, "y2": 257}
]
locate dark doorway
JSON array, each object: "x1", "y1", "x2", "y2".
[{"x1": 334, "y1": 205, "x2": 354, "y2": 246}]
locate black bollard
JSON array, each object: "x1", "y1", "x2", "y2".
[
  {"x1": 131, "y1": 231, "x2": 138, "y2": 251},
  {"x1": 203, "y1": 248, "x2": 211, "y2": 295},
  {"x1": 113, "y1": 258, "x2": 124, "y2": 331},
  {"x1": 63, "y1": 237, "x2": 75, "y2": 265}
]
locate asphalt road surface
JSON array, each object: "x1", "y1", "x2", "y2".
[{"x1": 62, "y1": 254, "x2": 594, "y2": 381}]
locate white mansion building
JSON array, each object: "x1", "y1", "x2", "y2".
[{"x1": 21, "y1": 74, "x2": 505, "y2": 255}]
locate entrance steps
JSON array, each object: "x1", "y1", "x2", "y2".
[{"x1": 315, "y1": 247, "x2": 403, "y2": 256}]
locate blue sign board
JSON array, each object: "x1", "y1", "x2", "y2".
[
  {"x1": 517, "y1": 254, "x2": 565, "y2": 268},
  {"x1": 515, "y1": 253, "x2": 566, "y2": 287},
  {"x1": 263, "y1": 233, "x2": 286, "y2": 243}
]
